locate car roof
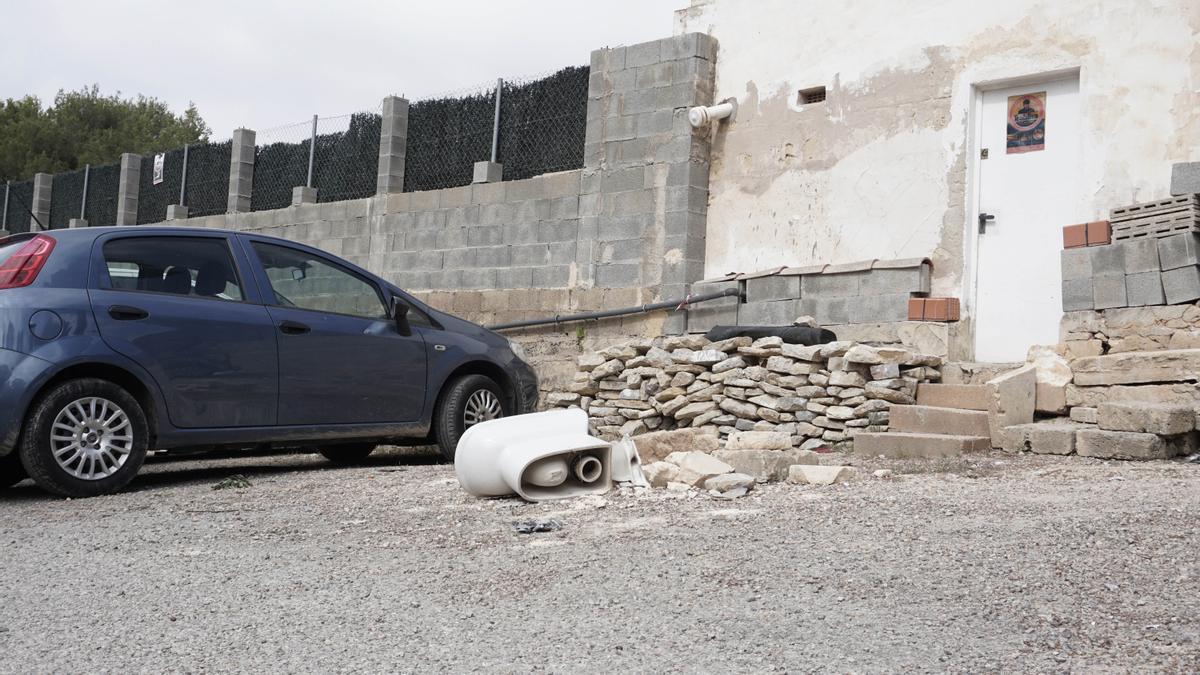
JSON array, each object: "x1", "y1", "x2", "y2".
[{"x1": 32, "y1": 225, "x2": 301, "y2": 246}]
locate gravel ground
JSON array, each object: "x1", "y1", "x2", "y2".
[{"x1": 1, "y1": 447, "x2": 1198, "y2": 673}]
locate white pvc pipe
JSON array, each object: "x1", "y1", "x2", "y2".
[
  {"x1": 688, "y1": 101, "x2": 735, "y2": 128},
  {"x1": 572, "y1": 455, "x2": 603, "y2": 484}
]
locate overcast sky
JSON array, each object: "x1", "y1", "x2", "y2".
[{"x1": 1, "y1": 0, "x2": 683, "y2": 139}]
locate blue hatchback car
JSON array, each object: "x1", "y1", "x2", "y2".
[{"x1": 0, "y1": 227, "x2": 537, "y2": 497}]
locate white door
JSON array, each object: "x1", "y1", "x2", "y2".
[{"x1": 974, "y1": 76, "x2": 1082, "y2": 362}]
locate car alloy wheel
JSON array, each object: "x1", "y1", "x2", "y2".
[
  {"x1": 463, "y1": 389, "x2": 503, "y2": 428},
  {"x1": 49, "y1": 396, "x2": 134, "y2": 481}
]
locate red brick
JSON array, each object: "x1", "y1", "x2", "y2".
[
  {"x1": 1063, "y1": 224, "x2": 1087, "y2": 249},
  {"x1": 925, "y1": 298, "x2": 948, "y2": 321},
  {"x1": 946, "y1": 298, "x2": 960, "y2": 321},
  {"x1": 907, "y1": 297, "x2": 925, "y2": 321},
  {"x1": 1086, "y1": 220, "x2": 1111, "y2": 246}
]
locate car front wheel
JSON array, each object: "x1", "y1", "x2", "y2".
[
  {"x1": 434, "y1": 374, "x2": 507, "y2": 462},
  {"x1": 19, "y1": 379, "x2": 149, "y2": 498}
]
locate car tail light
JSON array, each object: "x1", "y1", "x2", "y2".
[{"x1": 0, "y1": 235, "x2": 56, "y2": 290}]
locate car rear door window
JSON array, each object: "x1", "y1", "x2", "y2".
[
  {"x1": 102, "y1": 237, "x2": 244, "y2": 301},
  {"x1": 251, "y1": 242, "x2": 387, "y2": 319}
]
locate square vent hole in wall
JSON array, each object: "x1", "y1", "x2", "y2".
[{"x1": 798, "y1": 86, "x2": 827, "y2": 105}]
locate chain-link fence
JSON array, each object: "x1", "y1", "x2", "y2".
[
  {"x1": 49, "y1": 167, "x2": 87, "y2": 229},
  {"x1": 2, "y1": 180, "x2": 34, "y2": 234},
  {"x1": 313, "y1": 111, "x2": 381, "y2": 203},
  {"x1": 3, "y1": 63, "x2": 591, "y2": 222},
  {"x1": 85, "y1": 162, "x2": 121, "y2": 227},
  {"x1": 185, "y1": 139, "x2": 232, "y2": 218},
  {"x1": 136, "y1": 147, "x2": 185, "y2": 224}
]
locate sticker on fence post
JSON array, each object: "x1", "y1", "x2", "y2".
[
  {"x1": 1006, "y1": 92, "x2": 1046, "y2": 154},
  {"x1": 153, "y1": 153, "x2": 166, "y2": 185}
]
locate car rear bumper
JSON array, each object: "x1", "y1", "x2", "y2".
[{"x1": 0, "y1": 348, "x2": 55, "y2": 457}]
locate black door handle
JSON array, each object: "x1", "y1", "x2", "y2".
[
  {"x1": 978, "y1": 212, "x2": 996, "y2": 234},
  {"x1": 279, "y1": 320, "x2": 311, "y2": 335},
  {"x1": 108, "y1": 305, "x2": 149, "y2": 321}
]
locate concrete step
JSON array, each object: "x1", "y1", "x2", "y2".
[
  {"x1": 889, "y1": 405, "x2": 991, "y2": 437},
  {"x1": 941, "y1": 362, "x2": 1022, "y2": 385},
  {"x1": 915, "y1": 384, "x2": 990, "y2": 411},
  {"x1": 852, "y1": 431, "x2": 991, "y2": 459}
]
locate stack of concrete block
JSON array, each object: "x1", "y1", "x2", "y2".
[
  {"x1": 546, "y1": 335, "x2": 942, "y2": 448},
  {"x1": 685, "y1": 257, "x2": 932, "y2": 332},
  {"x1": 1063, "y1": 238, "x2": 1168, "y2": 311},
  {"x1": 1110, "y1": 194, "x2": 1200, "y2": 241},
  {"x1": 1158, "y1": 232, "x2": 1200, "y2": 305}
]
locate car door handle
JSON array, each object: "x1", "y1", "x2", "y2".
[
  {"x1": 279, "y1": 320, "x2": 311, "y2": 335},
  {"x1": 108, "y1": 305, "x2": 149, "y2": 321}
]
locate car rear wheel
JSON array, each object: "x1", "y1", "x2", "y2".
[
  {"x1": 318, "y1": 443, "x2": 377, "y2": 465},
  {"x1": 0, "y1": 451, "x2": 26, "y2": 488},
  {"x1": 434, "y1": 374, "x2": 507, "y2": 463},
  {"x1": 19, "y1": 378, "x2": 149, "y2": 498}
]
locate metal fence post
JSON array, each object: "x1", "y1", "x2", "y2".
[
  {"x1": 2, "y1": 181, "x2": 9, "y2": 231},
  {"x1": 473, "y1": 79, "x2": 505, "y2": 184},
  {"x1": 167, "y1": 145, "x2": 191, "y2": 221},
  {"x1": 69, "y1": 165, "x2": 91, "y2": 227},
  {"x1": 292, "y1": 115, "x2": 319, "y2": 206},
  {"x1": 490, "y1": 78, "x2": 503, "y2": 163}
]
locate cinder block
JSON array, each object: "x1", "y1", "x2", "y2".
[
  {"x1": 1120, "y1": 238, "x2": 1160, "y2": 274},
  {"x1": 859, "y1": 266, "x2": 930, "y2": 295},
  {"x1": 800, "y1": 271, "x2": 861, "y2": 298},
  {"x1": 472, "y1": 161, "x2": 503, "y2": 184},
  {"x1": 495, "y1": 267, "x2": 533, "y2": 289},
  {"x1": 475, "y1": 246, "x2": 511, "y2": 267},
  {"x1": 1157, "y1": 232, "x2": 1200, "y2": 271},
  {"x1": 1061, "y1": 248, "x2": 1092, "y2": 281},
  {"x1": 460, "y1": 268, "x2": 498, "y2": 290},
  {"x1": 1062, "y1": 278, "x2": 1094, "y2": 311},
  {"x1": 1170, "y1": 162, "x2": 1200, "y2": 196},
  {"x1": 1088, "y1": 244, "x2": 1123, "y2": 276},
  {"x1": 744, "y1": 274, "x2": 800, "y2": 303},
  {"x1": 1162, "y1": 265, "x2": 1200, "y2": 305},
  {"x1": 1063, "y1": 223, "x2": 1087, "y2": 249},
  {"x1": 687, "y1": 280, "x2": 739, "y2": 333},
  {"x1": 798, "y1": 297, "x2": 849, "y2": 325},
  {"x1": 531, "y1": 265, "x2": 571, "y2": 288},
  {"x1": 1092, "y1": 273, "x2": 1127, "y2": 310},
  {"x1": 738, "y1": 299, "x2": 799, "y2": 326},
  {"x1": 1125, "y1": 272, "x2": 1165, "y2": 307},
  {"x1": 845, "y1": 293, "x2": 910, "y2": 324},
  {"x1": 595, "y1": 263, "x2": 641, "y2": 288}
]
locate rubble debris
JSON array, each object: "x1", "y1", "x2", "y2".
[
  {"x1": 786, "y1": 465, "x2": 859, "y2": 486},
  {"x1": 512, "y1": 519, "x2": 563, "y2": 534}
]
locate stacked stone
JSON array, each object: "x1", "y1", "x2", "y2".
[{"x1": 546, "y1": 335, "x2": 943, "y2": 448}]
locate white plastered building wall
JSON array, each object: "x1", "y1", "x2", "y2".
[{"x1": 675, "y1": 0, "x2": 1200, "y2": 304}]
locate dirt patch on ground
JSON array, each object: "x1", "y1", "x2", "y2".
[{"x1": 1, "y1": 448, "x2": 1197, "y2": 672}]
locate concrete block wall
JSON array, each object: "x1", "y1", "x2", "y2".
[
  {"x1": 1062, "y1": 233, "x2": 1200, "y2": 311},
  {"x1": 686, "y1": 258, "x2": 932, "y2": 333}
]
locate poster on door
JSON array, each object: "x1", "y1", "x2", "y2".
[{"x1": 1006, "y1": 92, "x2": 1046, "y2": 154}]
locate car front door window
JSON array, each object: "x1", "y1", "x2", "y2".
[{"x1": 251, "y1": 243, "x2": 386, "y2": 319}]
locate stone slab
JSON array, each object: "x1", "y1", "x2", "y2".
[
  {"x1": 714, "y1": 448, "x2": 821, "y2": 482},
  {"x1": 851, "y1": 431, "x2": 990, "y2": 458},
  {"x1": 1076, "y1": 428, "x2": 1172, "y2": 460},
  {"x1": 1069, "y1": 406, "x2": 1098, "y2": 424},
  {"x1": 1001, "y1": 421, "x2": 1087, "y2": 455},
  {"x1": 1096, "y1": 402, "x2": 1195, "y2": 435},
  {"x1": 889, "y1": 405, "x2": 991, "y2": 437},
  {"x1": 985, "y1": 365, "x2": 1036, "y2": 448},
  {"x1": 915, "y1": 384, "x2": 990, "y2": 411},
  {"x1": 1071, "y1": 348, "x2": 1200, "y2": 386}
]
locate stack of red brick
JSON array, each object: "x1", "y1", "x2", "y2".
[
  {"x1": 907, "y1": 297, "x2": 960, "y2": 322},
  {"x1": 1062, "y1": 220, "x2": 1112, "y2": 248}
]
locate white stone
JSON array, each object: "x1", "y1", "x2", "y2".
[
  {"x1": 664, "y1": 451, "x2": 734, "y2": 487},
  {"x1": 725, "y1": 430, "x2": 791, "y2": 451},
  {"x1": 642, "y1": 461, "x2": 678, "y2": 488},
  {"x1": 786, "y1": 465, "x2": 858, "y2": 485}
]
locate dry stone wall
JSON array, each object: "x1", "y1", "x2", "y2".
[{"x1": 546, "y1": 335, "x2": 943, "y2": 448}]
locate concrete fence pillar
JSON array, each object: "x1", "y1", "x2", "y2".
[
  {"x1": 376, "y1": 96, "x2": 409, "y2": 195},
  {"x1": 30, "y1": 173, "x2": 52, "y2": 231},
  {"x1": 116, "y1": 153, "x2": 142, "y2": 226},
  {"x1": 228, "y1": 128, "x2": 256, "y2": 213}
]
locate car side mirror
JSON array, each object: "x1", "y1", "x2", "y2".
[{"x1": 391, "y1": 296, "x2": 412, "y2": 336}]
